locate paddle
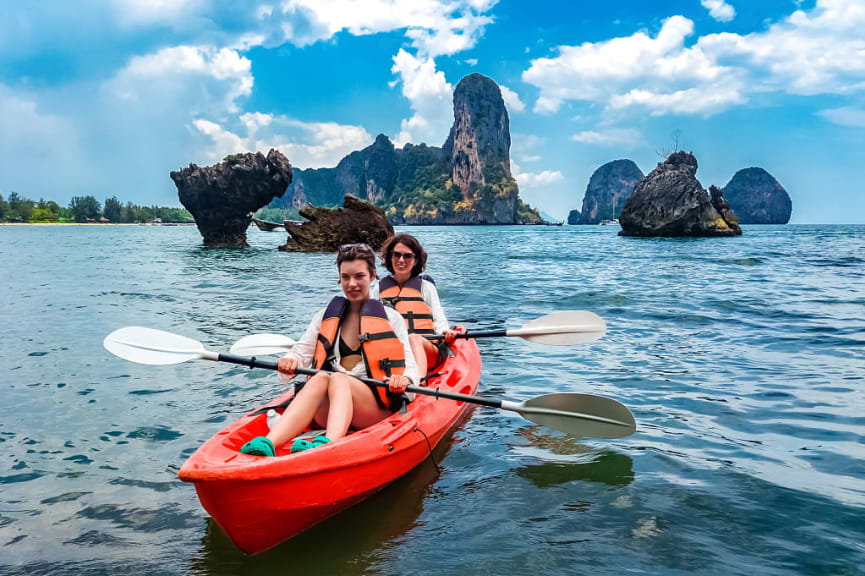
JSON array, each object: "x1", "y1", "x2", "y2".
[
  {"x1": 426, "y1": 310, "x2": 607, "y2": 346},
  {"x1": 230, "y1": 333, "x2": 296, "y2": 356},
  {"x1": 224, "y1": 310, "x2": 607, "y2": 356},
  {"x1": 104, "y1": 326, "x2": 636, "y2": 439}
]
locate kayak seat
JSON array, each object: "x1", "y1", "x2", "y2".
[
  {"x1": 239, "y1": 436, "x2": 275, "y2": 457},
  {"x1": 291, "y1": 434, "x2": 331, "y2": 454}
]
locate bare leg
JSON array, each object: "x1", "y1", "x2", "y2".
[
  {"x1": 313, "y1": 374, "x2": 393, "y2": 433},
  {"x1": 409, "y1": 333, "x2": 428, "y2": 377},
  {"x1": 265, "y1": 372, "x2": 330, "y2": 449}
]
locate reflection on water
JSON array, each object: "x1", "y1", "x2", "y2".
[{"x1": 516, "y1": 451, "x2": 634, "y2": 489}]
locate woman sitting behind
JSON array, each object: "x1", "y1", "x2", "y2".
[
  {"x1": 240, "y1": 243, "x2": 419, "y2": 457},
  {"x1": 371, "y1": 234, "x2": 462, "y2": 378}
]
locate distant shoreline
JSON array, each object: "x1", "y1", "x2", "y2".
[{"x1": 0, "y1": 222, "x2": 194, "y2": 226}]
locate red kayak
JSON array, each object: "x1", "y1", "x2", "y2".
[{"x1": 178, "y1": 338, "x2": 481, "y2": 554}]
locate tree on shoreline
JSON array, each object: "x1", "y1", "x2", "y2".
[{"x1": 0, "y1": 192, "x2": 193, "y2": 223}]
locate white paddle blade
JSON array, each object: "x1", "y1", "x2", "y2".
[
  {"x1": 512, "y1": 310, "x2": 606, "y2": 345},
  {"x1": 104, "y1": 326, "x2": 207, "y2": 365},
  {"x1": 502, "y1": 393, "x2": 635, "y2": 439},
  {"x1": 230, "y1": 334, "x2": 296, "y2": 356}
]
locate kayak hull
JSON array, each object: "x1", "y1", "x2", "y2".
[{"x1": 179, "y1": 338, "x2": 481, "y2": 554}]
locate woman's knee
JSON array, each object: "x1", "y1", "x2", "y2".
[{"x1": 304, "y1": 372, "x2": 330, "y2": 391}]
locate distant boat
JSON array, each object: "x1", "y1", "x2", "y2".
[
  {"x1": 252, "y1": 218, "x2": 285, "y2": 232},
  {"x1": 599, "y1": 219, "x2": 619, "y2": 226}
]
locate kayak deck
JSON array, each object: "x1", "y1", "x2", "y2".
[{"x1": 178, "y1": 338, "x2": 481, "y2": 554}]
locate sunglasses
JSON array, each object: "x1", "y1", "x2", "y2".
[
  {"x1": 338, "y1": 242, "x2": 373, "y2": 254},
  {"x1": 392, "y1": 251, "x2": 415, "y2": 261}
]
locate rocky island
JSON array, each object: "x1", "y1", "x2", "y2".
[
  {"x1": 619, "y1": 151, "x2": 741, "y2": 237},
  {"x1": 170, "y1": 149, "x2": 292, "y2": 248},
  {"x1": 279, "y1": 195, "x2": 394, "y2": 252},
  {"x1": 269, "y1": 74, "x2": 543, "y2": 225},
  {"x1": 577, "y1": 159, "x2": 644, "y2": 225},
  {"x1": 722, "y1": 167, "x2": 792, "y2": 224}
]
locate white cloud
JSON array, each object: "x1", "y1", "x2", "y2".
[
  {"x1": 571, "y1": 128, "x2": 641, "y2": 147},
  {"x1": 499, "y1": 85, "x2": 525, "y2": 113},
  {"x1": 701, "y1": 0, "x2": 736, "y2": 22},
  {"x1": 818, "y1": 106, "x2": 865, "y2": 127},
  {"x1": 282, "y1": 0, "x2": 495, "y2": 57},
  {"x1": 107, "y1": 45, "x2": 253, "y2": 113},
  {"x1": 111, "y1": 0, "x2": 205, "y2": 26},
  {"x1": 512, "y1": 160, "x2": 564, "y2": 189},
  {"x1": 0, "y1": 85, "x2": 87, "y2": 197},
  {"x1": 193, "y1": 115, "x2": 374, "y2": 168},
  {"x1": 390, "y1": 48, "x2": 454, "y2": 146},
  {"x1": 465, "y1": 58, "x2": 478, "y2": 66},
  {"x1": 523, "y1": 1, "x2": 865, "y2": 117}
]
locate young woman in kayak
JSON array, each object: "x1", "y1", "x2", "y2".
[
  {"x1": 371, "y1": 234, "x2": 463, "y2": 378},
  {"x1": 240, "y1": 243, "x2": 420, "y2": 457}
]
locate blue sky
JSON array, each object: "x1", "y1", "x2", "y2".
[{"x1": 1, "y1": 0, "x2": 863, "y2": 223}]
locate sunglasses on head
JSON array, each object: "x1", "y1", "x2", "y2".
[
  {"x1": 338, "y1": 242, "x2": 373, "y2": 254},
  {"x1": 392, "y1": 250, "x2": 415, "y2": 261}
]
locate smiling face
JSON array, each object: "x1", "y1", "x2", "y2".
[
  {"x1": 390, "y1": 242, "x2": 416, "y2": 283},
  {"x1": 339, "y1": 258, "x2": 374, "y2": 303}
]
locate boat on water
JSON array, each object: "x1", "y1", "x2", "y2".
[
  {"x1": 178, "y1": 338, "x2": 482, "y2": 554},
  {"x1": 252, "y1": 217, "x2": 285, "y2": 231},
  {"x1": 599, "y1": 219, "x2": 619, "y2": 226}
]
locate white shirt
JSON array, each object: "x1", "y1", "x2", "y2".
[
  {"x1": 283, "y1": 303, "x2": 421, "y2": 397},
  {"x1": 369, "y1": 277, "x2": 449, "y2": 334}
]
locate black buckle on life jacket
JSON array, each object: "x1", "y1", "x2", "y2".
[{"x1": 378, "y1": 357, "x2": 406, "y2": 376}]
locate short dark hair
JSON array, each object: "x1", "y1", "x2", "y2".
[
  {"x1": 337, "y1": 243, "x2": 377, "y2": 277},
  {"x1": 380, "y1": 234, "x2": 427, "y2": 277}
]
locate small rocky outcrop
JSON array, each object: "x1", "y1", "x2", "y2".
[
  {"x1": 722, "y1": 167, "x2": 792, "y2": 224},
  {"x1": 171, "y1": 150, "x2": 292, "y2": 248},
  {"x1": 619, "y1": 151, "x2": 741, "y2": 237},
  {"x1": 567, "y1": 209, "x2": 581, "y2": 225},
  {"x1": 579, "y1": 160, "x2": 643, "y2": 224},
  {"x1": 279, "y1": 195, "x2": 394, "y2": 252}
]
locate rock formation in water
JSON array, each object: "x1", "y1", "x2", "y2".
[
  {"x1": 171, "y1": 149, "x2": 292, "y2": 248},
  {"x1": 619, "y1": 151, "x2": 741, "y2": 237},
  {"x1": 279, "y1": 194, "x2": 394, "y2": 252},
  {"x1": 578, "y1": 160, "x2": 643, "y2": 224},
  {"x1": 567, "y1": 209, "x2": 581, "y2": 225},
  {"x1": 722, "y1": 167, "x2": 792, "y2": 224},
  {"x1": 269, "y1": 73, "x2": 543, "y2": 224}
]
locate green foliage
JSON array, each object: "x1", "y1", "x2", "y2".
[
  {"x1": 0, "y1": 191, "x2": 192, "y2": 223},
  {"x1": 103, "y1": 196, "x2": 122, "y2": 222},
  {"x1": 255, "y1": 206, "x2": 304, "y2": 222},
  {"x1": 69, "y1": 195, "x2": 101, "y2": 222}
]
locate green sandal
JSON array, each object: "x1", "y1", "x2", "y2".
[
  {"x1": 290, "y1": 435, "x2": 331, "y2": 454},
  {"x1": 240, "y1": 436, "x2": 275, "y2": 457}
]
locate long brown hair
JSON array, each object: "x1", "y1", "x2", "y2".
[{"x1": 380, "y1": 234, "x2": 427, "y2": 277}]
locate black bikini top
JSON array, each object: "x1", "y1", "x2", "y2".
[{"x1": 338, "y1": 336, "x2": 361, "y2": 357}]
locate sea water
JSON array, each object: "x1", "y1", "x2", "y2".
[{"x1": 1, "y1": 224, "x2": 863, "y2": 575}]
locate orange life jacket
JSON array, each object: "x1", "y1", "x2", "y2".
[
  {"x1": 313, "y1": 296, "x2": 406, "y2": 409},
  {"x1": 378, "y1": 275, "x2": 436, "y2": 335}
]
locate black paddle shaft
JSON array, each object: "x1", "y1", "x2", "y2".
[
  {"x1": 425, "y1": 330, "x2": 507, "y2": 341},
  {"x1": 216, "y1": 353, "x2": 502, "y2": 409}
]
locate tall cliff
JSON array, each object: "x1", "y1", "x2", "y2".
[
  {"x1": 270, "y1": 73, "x2": 541, "y2": 224},
  {"x1": 722, "y1": 167, "x2": 792, "y2": 224},
  {"x1": 577, "y1": 160, "x2": 643, "y2": 224}
]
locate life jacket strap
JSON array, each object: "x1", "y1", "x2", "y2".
[
  {"x1": 378, "y1": 357, "x2": 406, "y2": 376},
  {"x1": 316, "y1": 333, "x2": 337, "y2": 370},
  {"x1": 359, "y1": 331, "x2": 398, "y2": 343}
]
